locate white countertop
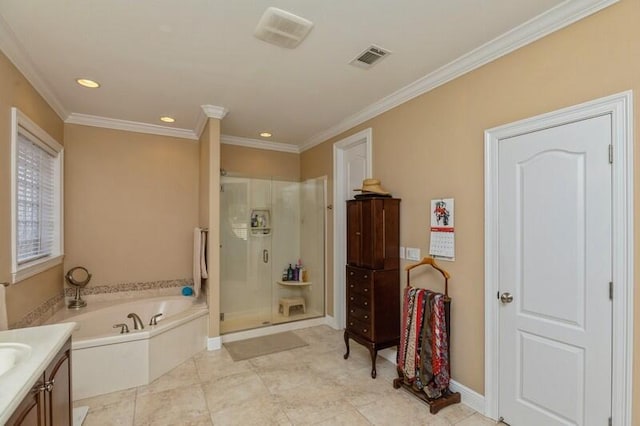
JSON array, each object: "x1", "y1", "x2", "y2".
[{"x1": 0, "y1": 323, "x2": 75, "y2": 424}]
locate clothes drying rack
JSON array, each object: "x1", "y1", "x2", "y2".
[{"x1": 392, "y1": 257, "x2": 461, "y2": 414}]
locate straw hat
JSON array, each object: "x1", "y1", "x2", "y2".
[{"x1": 354, "y1": 178, "x2": 390, "y2": 195}]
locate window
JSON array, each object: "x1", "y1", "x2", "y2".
[{"x1": 11, "y1": 108, "x2": 63, "y2": 283}]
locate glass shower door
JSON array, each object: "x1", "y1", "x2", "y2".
[{"x1": 220, "y1": 177, "x2": 272, "y2": 333}]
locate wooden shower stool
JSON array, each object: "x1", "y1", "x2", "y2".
[{"x1": 278, "y1": 297, "x2": 306, "y2": 316}]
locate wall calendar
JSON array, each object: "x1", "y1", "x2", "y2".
[{"x1": 429, "y1": 198, "x2": 455, "y2": 260}]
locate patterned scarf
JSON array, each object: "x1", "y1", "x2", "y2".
[{"x1": 397, "y1": 287, "x2": 450, "y2": 398}]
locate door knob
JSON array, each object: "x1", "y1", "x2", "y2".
[{"x1": 500, "y1": 292, "x2": 514, "y2": 304}]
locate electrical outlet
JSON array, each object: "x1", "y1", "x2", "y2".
[
  {"x1": 399, "y1": 247, "x2": 405, "y2": 259},
  {"x1": 406, "y1": 247, "x2": 421, "y2": 261}
]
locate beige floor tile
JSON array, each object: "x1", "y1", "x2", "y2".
[
  {"x1": 437, "y1": 402, "x2": 477, "y2": 424},
  {"x1": 136, "y1": 359, "x2": 200, "y2": 397},
  {"x1": 194, "y1": 349, "x2": 253, "y2": 382},
  {"x1": 202, "y1": 370, "x2": 271, "y2": 413},
  {"x1": 454, "y1": 413, "x2": 496, "y2": 425},
  {"x1": 356, "y1": 391, "x2": 451, "y2": 426},
  {"x1": 74, "y1": 387, "x2": 137, "y2": 408},
  {"x1": 75, "y1": 326, "x2": 483, "y2": 426},
  {"x1": 82, "y1": 399, "x2": 135, "y2": 426},
  {"x1": 134, "y1": 383, "x2": 210, "y2": 425},
  {"x1": 278, "y1": 392, "x2": 358, "y2": 425},
  {"x1": 209, "y1": 394, "x2": 290, "y2": 426},
  {"x1": 311, "y1": 408, "x2": 372, "y2": 426}
]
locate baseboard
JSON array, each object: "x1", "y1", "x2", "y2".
[
  {"x1": 207, "y1": 336, "x2": 221, "y2": 351},
  {"x1": 220, "y1": 316, "x2": 329, "y2": 343},
  {"x1": 379, "y1": 348, "x2": 486, "y2": 414},
  {"x1": 448, "y1": 379, "x2": 485, "y2": 414},
  {"x1": 324, "y1": 314, "x2": 340, "y2": 330}
]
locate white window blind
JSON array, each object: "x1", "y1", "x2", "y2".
[
  {"x1": 10, "y1": 107, "x2": 63, "y2": 283},
  {"x1": 16, "y1": 131, "x2": 57, "y2": 264}
]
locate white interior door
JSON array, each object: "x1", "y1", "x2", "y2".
[
  {"x1": 333, "y1": 129, "x2": 372, "y2": 328},
  {"x1": 497, "y1": 114, "x2": 612, "y2": 425}
]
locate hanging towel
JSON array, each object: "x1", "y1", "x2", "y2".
[
  {"x1": 0, "y1": 284, "x2": 8, "y2": 331},
  {"x1": 200, "y1": 230, "x2": 208, "y2": 279},
  {"x1": 193, "y1": 228, "x2": 208, "y2": 298}
]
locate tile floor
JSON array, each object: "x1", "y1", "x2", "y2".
[{"x1": 76, "y1": 325, "x2": 495, "y2": 425}]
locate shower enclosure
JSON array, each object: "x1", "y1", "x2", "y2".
[{"x1": 220, "y1": 175, "x2": 325, "y2": 334}]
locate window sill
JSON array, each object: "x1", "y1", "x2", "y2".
[{"x1": 11, "y1": 254, "x2": 64, "y2": 284}]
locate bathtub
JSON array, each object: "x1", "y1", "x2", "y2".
[{"x1": 46, "y1": 295, "x2": 209, "y2": 400}]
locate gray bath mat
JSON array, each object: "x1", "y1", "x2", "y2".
[{"x1": 224, "y1": 331, "x2": 307, "y2": 361}]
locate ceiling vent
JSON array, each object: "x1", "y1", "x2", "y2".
[
  {"x1": 254, "y1": 7, "x2": 314, "y2": 49},
  {"x1": 350, "y1": 45, "x2": 391, "y2": 69}
]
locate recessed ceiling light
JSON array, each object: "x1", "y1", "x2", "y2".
[
  {"x1": 160, "y1": 116, "x2": 175, "y2": 123},
  {"x1": 260, "y1": 132, "x2": 272, "y2": 138},
  {"x1": 76, "y1": 78, "x2": 100, "y2": 88}
]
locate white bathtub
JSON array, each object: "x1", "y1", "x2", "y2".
[{"x1": 47, "y1": 295, "x2": 209, "y2": 400}]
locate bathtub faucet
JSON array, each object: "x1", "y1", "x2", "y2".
[
  {"x1": 149, "y1": 313, "x2": 163, "y2": 326},
  {"x1": 127, "y1": 313, "x2": 145, "y2": 330},
  {"x1": 113, "y1": 323, "x2": 129, "y2": 334}
]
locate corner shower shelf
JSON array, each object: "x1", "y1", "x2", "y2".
[
  {"x1": 277, "y1": 281, "x2": 312, "y2": 287},
  {"x1": 250, "y1": 227, "x2": 271, "y2": 236}
]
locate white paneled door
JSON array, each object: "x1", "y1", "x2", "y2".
[{"x1": 497, "y1": 114, "x2": 612, "y2": 425}]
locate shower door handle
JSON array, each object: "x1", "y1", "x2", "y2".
[{"x1": 263, "y1": 249, "x2": 269, "y2": 263}]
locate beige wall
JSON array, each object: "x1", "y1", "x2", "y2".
[
  {"x1": 221, "y1": 143, "x2": 300, "y2": 181},
  {"x1": 64, "y1": 124, "x2": 199, "y2": 286},
  {"x1": 300, "y1": 0, "x2": 639, "y2": 418},
  {"x1": 0, "y1": 51, "x2": 65, "y2": 325},
  {"x1": 200, "y1": 119, "x2": 222, "y2": 337}
]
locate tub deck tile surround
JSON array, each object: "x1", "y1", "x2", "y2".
[
  {"x1": 10, "y1": 279, "x2": 193, "y2": 329},
  {"x1": 76, "y1": 325, "x2": 491, "y2": 425}
]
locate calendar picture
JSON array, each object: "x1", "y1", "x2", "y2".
[{"x1": 429, "y1": 198, "x2": 455, "y2": 260}]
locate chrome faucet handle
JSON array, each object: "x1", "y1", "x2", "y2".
[
  {"x1": 149, "y1": 313, "x2": 163, "y2": 326},
  {"x1": 113, "y1": 323, "x2": 129, "y2": 334}
]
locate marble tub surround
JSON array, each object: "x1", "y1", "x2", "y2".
[
  {"x1": 9, "y1": 279, "x2": 194, "y2": 330},
  {"x1": 63, "y1": 278, "x2": 193, "y2": 298},
  {"x1": 0, "y1": 323, "x2": 75, "y2": 424},
  {"x1": 9, "y1": 292, "x2": 66, "y2": 330},
  {"x1": 76, "y1": 325, "x2": 493, "y2": 425}
]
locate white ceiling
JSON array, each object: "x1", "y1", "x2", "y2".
[{"x1": 0, "y1": 1, "x2": 612, "y2": 148}]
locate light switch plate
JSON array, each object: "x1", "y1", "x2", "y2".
[
  {"x1": 399, "y1": 247, "x2": 405, "y2": 259},
  {"x1": 406, "y1": 247, "x2": 421, "y2": 261}
]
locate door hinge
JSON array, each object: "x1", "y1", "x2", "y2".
[
  {"x1": 609, "y1": 144, "x2": 613, "y2": 164},
  {"x1": 609, "y1": 282, "x2": 613, "y2": 300},
  {"x1": 220, "y1": 313, "x2": 225, "y2": 321},
  {"x1": 609, "y1": 416, "x2": 612, "y2": 426}
]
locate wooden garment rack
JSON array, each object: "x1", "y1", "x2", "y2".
[{"x1": 392, "y1": 257, "x2": 461, "y2": 414}]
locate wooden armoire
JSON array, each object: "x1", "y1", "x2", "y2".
[{"x1": 343, "y1": 197, "x2": 400, "y2": 378}]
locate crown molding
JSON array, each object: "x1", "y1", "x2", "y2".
[
  {"x1": 221, "y1": 134, "x2": 300, "y2": 154},
  {"x1": 65, "y1": 113, "x2": 199, "y2": 140},
  {"x1": 194, "y1": 105, "x2": 229, "y2": 138},
  {"x1": 202, "y1": 105, "x2": 229, "y2": 119},
  {"x1": 300, "y1": 0, "x2": 619, "y2": 151},
  {"x1": 0, "y1": 15, "x2": 68, "y2": 120}
]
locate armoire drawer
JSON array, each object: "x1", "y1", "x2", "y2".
[
  {"x1": 348, "y1": 306, "x2": 372, "y2": 322},
  {"x1": 348, "y1": 293, "x2": 371, "y2": 310},
  {"x1": 347, "y1": 318, "x2": 372, "y2": 339}
]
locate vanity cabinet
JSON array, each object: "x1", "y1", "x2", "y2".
[
  {"x1": 7, "y1": 338, "x2": 72, "y2": 426},
  {"x1": 344, "y1": 197, "x2": 400, "y2": 378}
]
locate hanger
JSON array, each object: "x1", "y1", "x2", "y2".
[{"x1": 405, "y1": 256, "x2": 450, "y2": 298}]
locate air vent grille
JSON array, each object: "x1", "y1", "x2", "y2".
[
  {"x1": 254, "y1": 7, "x2": 314, "y2": 49},
  {"x1": 350, "y1": 45, "x2": 391, "y2": 69}
]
